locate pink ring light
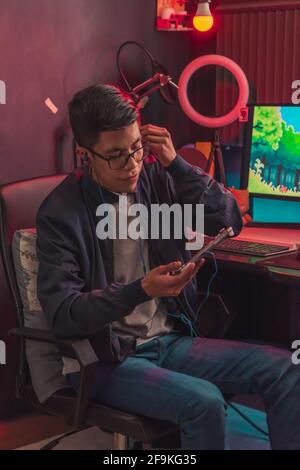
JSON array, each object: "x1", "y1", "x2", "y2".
[{"x1": 178, "y1": 55, "x2": 249, "y2": 128}]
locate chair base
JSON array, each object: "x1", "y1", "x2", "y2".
[{"x1": 24, "y1": 386, "x2": 179, "y2": 447}]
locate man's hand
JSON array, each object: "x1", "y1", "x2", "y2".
[
  {"x1": 141, "y1": 259, "x2": 205, "y2": 298},
  {"x1": 140, "y1": 124, "x2": 176, "y2": 167}
]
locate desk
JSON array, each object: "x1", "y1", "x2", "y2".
[
  {"x1": 217, "y1": 226, "x2": 300, "y2": 282},
  {"x1": 198, "y1": 227, "x2": 300, "y2": 346},
  {"x1": 237, "y1": 226, "x2": 300, "y2": 248}
]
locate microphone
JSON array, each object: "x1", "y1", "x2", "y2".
[
  {"x1": 131, "y1": 73, "x2": 178, "y2": 109},
  {"x1": 116, "y1": 41, "x2": 178, "y2": 108}
]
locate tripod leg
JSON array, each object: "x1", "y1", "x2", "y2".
[
  {"x1": 206, "y1": 144, "x2": 215, "y2": 174},
  {"x1": 215, "y1": 145, "x2": 227, "y2": 186}
]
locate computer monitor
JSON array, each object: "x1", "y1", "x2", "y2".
[{"x1": 242, "y1": 104, "x2": 300, "y2": 226}]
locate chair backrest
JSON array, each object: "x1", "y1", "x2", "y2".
[{"x1": 0, "y1": 174, "x2": 66, "y2": 417}]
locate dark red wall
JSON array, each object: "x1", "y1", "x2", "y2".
[
  {"x1": 0, "y1": 0, "x2": 217, "y2": 184},
  {"x1": 216, "y1": 1, "x2": 300, "y2": 145}
]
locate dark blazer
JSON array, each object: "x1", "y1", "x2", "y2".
[{"x1": 36, "y1": 155, "x2": 243, "y2": 363}]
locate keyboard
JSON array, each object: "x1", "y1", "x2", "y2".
[{"x1": 205, "y1": 238, "x2": 291, "y2": 257}]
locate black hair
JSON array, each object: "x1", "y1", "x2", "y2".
[{"x1": 68, "y1": 83, "x2": 138, "y2": 148}]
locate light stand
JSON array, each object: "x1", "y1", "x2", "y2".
[{"x1": 206, "y1": 130, "x2": 226, "y2": 186}]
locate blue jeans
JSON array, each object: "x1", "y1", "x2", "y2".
[{"x1": 67, "y1": 333, "x2": 300, "y2": 450}]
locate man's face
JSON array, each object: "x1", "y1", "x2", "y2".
[{"x1": 91, "y1": 121, "x2": 144, "y2": 193}]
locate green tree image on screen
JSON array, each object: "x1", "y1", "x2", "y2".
[{"x1": 248, "y1": 106, "x2": 300, "y2": 198}]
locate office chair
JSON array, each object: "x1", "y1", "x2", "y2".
[{"x1": 0, "y1": 174, "x2": 179, "y2": 450}]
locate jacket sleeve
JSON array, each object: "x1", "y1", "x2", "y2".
[
  {"x1": 36, "y1": 210, "x2": 151, "y2": 338},
  {"x1": 164, "y1": 154, "x2": 243, "y2": 236}
]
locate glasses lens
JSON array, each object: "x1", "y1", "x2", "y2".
[
  {"x1": 109, "y1": 145, "x2": 149, "y2": 170},
  {"x1": 109, "y1": 155, "x2": 127, "y2": 170}
]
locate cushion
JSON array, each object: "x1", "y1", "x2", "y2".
[{"x1": 12, "y1": 229, "x2": 70, "y2": 403}]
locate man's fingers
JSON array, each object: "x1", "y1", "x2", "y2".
[
  {"x1": 157, "y1": 261, "x2": 182, "y2": 275},
  {"x1": 141, "y1": 129, "x2": 169, "y2": 140},
  {"x1": 168, "y1": 263, "x2": 196, "y2": 286},
  {"x1": 168, "y1": 261, "x2": 204, "y2": 293},
  {"x1": 140, "y1": 124, "x2": 169, "y2": 135},
  {"x1": 142, "y1": 136, "x2": 169, "y2": 146},
  {"x1": 180, "y1": 262, "x2": 196, "y2": 283}
]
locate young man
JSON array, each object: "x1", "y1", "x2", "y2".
[{"x1": 37, "y1": 84, "x2": 300, "y2": 450}]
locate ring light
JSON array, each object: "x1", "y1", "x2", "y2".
[{"x1": 178, "y1": 55, "x2": 249, "y2": 128}]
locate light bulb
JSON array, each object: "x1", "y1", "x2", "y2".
[{"x1": 193, "y1": 1, "x2": 214, "y2": 32}]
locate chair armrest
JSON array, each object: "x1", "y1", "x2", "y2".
[
  {"x1": 9, "y1": 327, "x2": 99, "y2": 366},
  {"x1": 9, "y1": 327, "x2": 99, "y2": 427}
]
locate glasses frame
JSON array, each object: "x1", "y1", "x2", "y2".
[{"x1": 84, "y1": 143, "x2": 149, "y2": 170}]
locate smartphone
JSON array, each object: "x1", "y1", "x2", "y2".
[{"x1": 171, "y1": 227, "x2": 235, "y2": 275}]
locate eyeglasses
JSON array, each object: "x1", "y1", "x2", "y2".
[{"x1": 84, "y1": 143, "x2": 149, "y2": 170}]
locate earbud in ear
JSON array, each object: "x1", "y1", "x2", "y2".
[{"x1": 81, "y1": 152, "x2": 89, "y2": 164}]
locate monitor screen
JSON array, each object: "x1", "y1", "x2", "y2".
[{"x1": 244, "y1": 105, "x2": 300, "y2": 201}]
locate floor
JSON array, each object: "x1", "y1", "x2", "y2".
[{"x1": 0, "y1": 412, "x2": 72, "y2": 450}]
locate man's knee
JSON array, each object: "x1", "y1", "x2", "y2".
[
  {"x1": 246, "y1": 343, "x2": 299, "y2": 394},
  {"x1": 253, "y1": 344, "x2": 294, "y2": 374},
  {"x1": 181, "y1": 383, "x2": 226, "y2": 425}
]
